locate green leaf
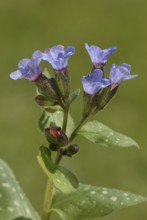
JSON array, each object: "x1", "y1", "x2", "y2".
[
  {"x1": 78, "y1": 120, "x2": 139, "y2": 148},
  {"x1": 42, "y1": 68, "x2": 51, "y2": 79},
  {"x1": 69, "y1": 89, "x2": 80, "y2": 104},
  {"x1": 38, "y1": 111, "x2": 49, "y2": 132},
  {"x1": 50, "y1": 184, "x2": 147, "y2": 220},
  {"x1": 39, "y1": 111, "x2": 75, "y2": 138},
  {"x1": 0, "y1": 159, "x2": 40, "y2": 220},
  {"x1": 37, "y1": 146, "x2": 78, "y2": 193}
]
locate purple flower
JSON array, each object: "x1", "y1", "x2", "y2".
[
  {"x1": 109, "y1": 63, "x2": 138, "y2": 89},
  {"x1": 41, "y1": 45, "x2": 75, "y2": 71},
  {"x1": 82, "y1": 69, "x2": 111, "y2": 95},
  {"x1": 10, "y1": 50, "x2": 43, "y2": 81},
  {"x1": 85, "y1": 43, "x2": 117, "y2": 68}
]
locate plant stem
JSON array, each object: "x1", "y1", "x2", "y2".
[
  {"x1": 54, "y1": 102, "x2": 69, "y2": 166},
  {"x1": 69, "y1": 105, "x2": 101, "y2": 142},
  {"x1": 69, "y1": 115, "x2": 89, "y2": 142},
  {"x1": 62, "y1": 103, "x2": 69, "y2": 133},
  {"x1": 42, "y1": 179, "x2": 54, "y2": 220},
  {"x1": 55, "y1": 151, "x2": 63, "y2": 166}
]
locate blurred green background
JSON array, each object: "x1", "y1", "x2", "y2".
[{"x1": 0, "y1": 0, "x2": 147, "y2": 219}]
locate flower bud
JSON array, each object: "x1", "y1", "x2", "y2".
[
  {"x1": 68, "y1": 144, "x2": 79, "y2": 155},
  {"x1": 59, "y1": 144, "x2": 79, "y2": 157},
  {"x1": 45, "y1": 127, "x2": 68, "y2": 146},
  {"x1": 59, "y1": 147, "x2": 67, "y2": 155},
  {"x1": 49, "y1": 143, "x2": 59, "y2": 151}
]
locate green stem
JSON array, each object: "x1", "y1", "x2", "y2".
[
  {"x1": 62, "y1": 104, "x2": 69, "y2": 132},
  {"x1": 69, "y1": 115, "x2": 89, "y2": 142},
  {"x1": 69, "y1": 105, "x2": 101, "y2": 142},
  {"x1": 42, "y1": 179, "x2": 54, "y2": 220},
  {"x1": 54, "y1": 102, "x2": 69, "y2": 166},
  {"x1": 55, "y1": 151, "x2": 63, "y2": 166}
]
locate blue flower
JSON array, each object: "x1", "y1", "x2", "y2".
[
  {"x1": 10, "y1": 50, "x2": 43, "y2": 81},
  {"x1": 82, "y1": 69, "x2": 111, "y2": 95},
  {"x1": 109, "y1": 63, "x2": 138, "y2": 89},
  {"x1": 42, "y1": 45, "x2": 75, "y2": 71},
  {"x1": 85, "y1": 43, "x2": 117, "y2": 68}
]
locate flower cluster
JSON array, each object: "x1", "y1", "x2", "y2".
[
  {"x1": 10, "y1": 43, "x2": 137, "y2": 88},
  {"x1": 10, "y1": 42, "x2": 138, "y2": 136},
  {"x1": 10, "y1": 46, "x2": 75, "y2": 81},
  {"x1": 81, "y1": 44, "x2": 137, "y2": 115},
  {"x1": 82, "y1": 43, "x2": 137, "y2": 94}
]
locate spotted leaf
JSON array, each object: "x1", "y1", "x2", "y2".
[
  {"x1": 50, "y1": 184, "x2": 147, "y2": 220},
  {"x1": 78, "y1": 120, "x2": 139, "y2": 148},
  {"x1": 0, "y1": 159, "x2": 40, "y2": 220}
]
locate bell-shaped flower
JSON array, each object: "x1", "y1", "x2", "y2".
[
  {"x1": 85, "y1": 43, "x2": 117, "y2": 68},
  {"x1": 42, "y1": 45, "x2": 75, "y2": 71},
  {"x1": 10, "y1": 50, "x2": 43, "y2": 81},
  {"x1": 109, "y1": 63, "x2": 138, "y2": 89},
  {"x1": 82, "y1": 69, "x2": 111, "y2": 95}
]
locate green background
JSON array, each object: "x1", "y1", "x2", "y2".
[{"x1": 0, "y1": 0, "x2": 147, "y2": 219}]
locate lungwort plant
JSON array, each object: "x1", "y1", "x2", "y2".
[{"x1": 0, "y1": 43, "x2": 146, "y2": 220}]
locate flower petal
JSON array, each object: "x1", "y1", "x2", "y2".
[
  {"x1": 32, "y1": 50, "x2": 44, "y2": 61},
  {"x1": 109, "y1": 63, "x2": 138, "y2": 88},
  {"x1": 10, "y1": 54, "x2": 42, "y2": 81},
  {"x1": 10, "y1": 70, "x2": 23, "y2": 80},
  {"x1": 82, "y1": 69, "x2": 110, "y2": 95},
  {"x1": 41, "y1": 45, "x2": 75, "y2": 70},
  {"x1": 85, "y1": 43, "x2": 117, "y2": 68}
]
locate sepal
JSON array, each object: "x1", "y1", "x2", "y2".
[
  {"x1": 54, "y1": 69, "x2": 70, "y2": 100},
  {"x1": 96, "y1": 85, "x2": 118, "y2": 110},
  {"x1": 82, "y1": 92, "x2": 96, "y2": 117},
  {"x1": 35, "y1": 75, "x2": 64, "y2": 108}
]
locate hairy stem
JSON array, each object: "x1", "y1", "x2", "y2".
[
  {"x1": 69, "y1": 106, "x2": 100, "y2": 142},
  {"x1": 42, "y1": 179, "x2": 54, "y2": 220},
  {"x1": 62, "y1": 104, "x2": 69, "y2": 133},
  {"x1": 55, "y1": 102, "x2": 69, "y2": 166},
  {"x1": 55, "y1": 151, "x2": 63, "y2": 166},
  {"x1": 69, "y1": 115, "x2": 89, "y2": 142}
]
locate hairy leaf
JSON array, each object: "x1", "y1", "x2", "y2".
[
  {"x1": 78, "y1": 120, "x2": 139, "y2": 148},
  {"x1": 51, "y1": 184, "x2": 147, "y2": 220}
]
